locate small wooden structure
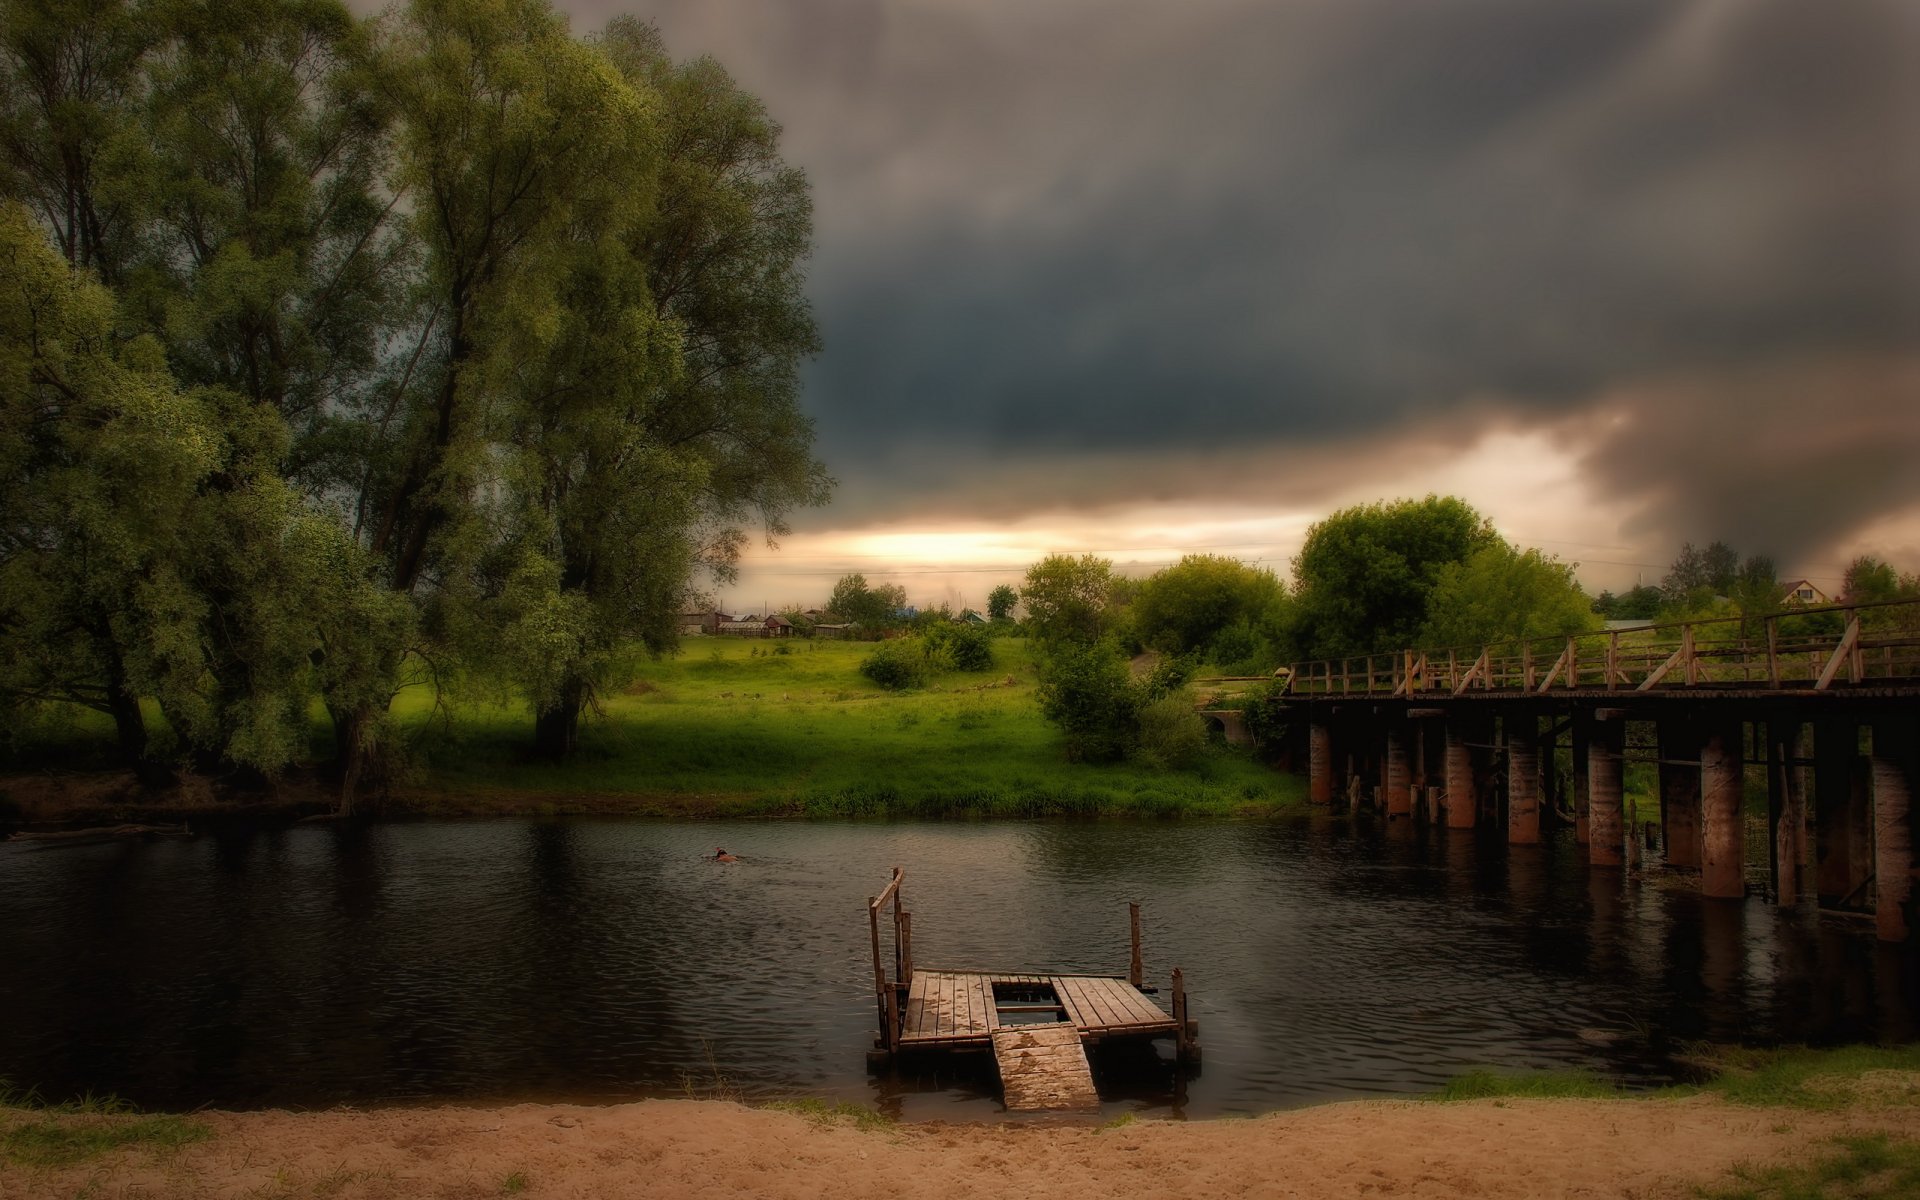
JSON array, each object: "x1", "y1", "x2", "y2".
[{"x1": 866, "y1": 868, "x2": 1198, "y2": 1112}]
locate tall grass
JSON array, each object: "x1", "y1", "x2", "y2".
[{"x1": 0, "y1": 1082, "x2": 210, "y2": 1168}]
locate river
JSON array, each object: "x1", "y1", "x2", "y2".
[{"x1": 1, "y1": 815, "x2": 1913, "y2": 1119}]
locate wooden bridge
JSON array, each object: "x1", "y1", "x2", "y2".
[
  {"x1": 1261, "y1": 597, "x2": 1920, "y2": 943},
  {"x1": 866, "y1": 869, "x2": 1198, "y2": 1111}
]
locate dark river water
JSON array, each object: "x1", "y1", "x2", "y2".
[{"x1": 2, "y1": 816, "x2": 1915, "y2": 1120}]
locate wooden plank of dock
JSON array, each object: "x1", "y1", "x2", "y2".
[{"x1": 991, "y1": 1023, "x2": 1100, "y2": 1112}]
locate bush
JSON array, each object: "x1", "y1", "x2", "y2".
[
  {"x1": 860, "y1": 640, "x2": 928, "y2": 690},
  {"x1": 1035, "y1": 641, "x2": 1139, "y2": 762},
  {"x1": 1134, "y1": 691, "x2": 1205, "y2": 768},
  {"x1": 923, "y1": 621, "x2": 994, "y2": 671}
]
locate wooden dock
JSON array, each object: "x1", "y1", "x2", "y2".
[{"x1": 866, "y1": 869, "x2": 1199, "y2": 1112}]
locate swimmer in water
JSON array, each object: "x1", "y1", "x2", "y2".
[{"x1": 713, "y1": 847, "x2": 737, "y2": 862}]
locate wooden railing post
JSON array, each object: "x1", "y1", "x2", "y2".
[
  {"x1": 1128, "y1": 902, "x2": 1143, "y2": 987},
  {"x1": 1171, "y1": 967, "x2": 1191, "y2": 1059},
  {"x1": 1607, "y1": 631, "x2": 1619, "y2": 689},
  {"x1": 869, "y1": 895, "x2": 889, "y2": 1049},
  {"x1": 900, "y1": 912, "x2": 913, "y2": 988},
  {"x1": 1766, "y1": 616, "x2": 1780, "y2": 689}
]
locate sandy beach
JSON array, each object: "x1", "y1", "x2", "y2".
[{"x1": 6, "y1": 1092, "x2": 1918, "y2": 1199}]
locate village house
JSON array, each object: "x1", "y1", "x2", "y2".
[
  {"x1": 679, "y1": 610, "x2": 726, "y2": 635},
  {"x1": 717, "y1": 614, "x2": 794, "y2": 637},
  {"x1": 1780, "y1": 578, "x2": 1829, "y2": 606}
]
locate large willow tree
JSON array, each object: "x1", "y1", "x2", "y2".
[{"x1": 0, "y1": 0, "x2": 828, "y2": 798}]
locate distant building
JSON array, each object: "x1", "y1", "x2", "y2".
[
  {"x1": 718, "y1": 614, "x2": 794, "y2": 637},
  {"x1": 680, "y1": 610, "x2": 725, "y2": 635},
  {"x1": 1604, "y1": 618, "x2": 1656, "y2": 632},
  {"x1": 814, "y1": 623, "x2": 854, "y2": 639},
  {"x1": 1780, "y1": 578, "x2": 1829, "y2": 606},
  {"x1": 956, "y1": 609, "x2": 988, "y2": 625}
]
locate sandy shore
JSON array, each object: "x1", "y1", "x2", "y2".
[{"x1": 6, "y1": 1094, "x2": 1918, "y2": 1199}]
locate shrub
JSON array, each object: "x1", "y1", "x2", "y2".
[
  {"x1": 923, "y1": 621, "x2": 994, "y2": 671},
  {"x1": 860, "y1": 640, "x2": 928, "y2": 690},
  {"x1": 1134, "y1": 691, "x2": 1205, "y2": 768},
  {"x1": 1036, "y1": 641, "x2": 1138, "y2": 762}
]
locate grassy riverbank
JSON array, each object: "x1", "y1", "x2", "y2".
[
  {"x1": 5, "y1": 1046, "x2": 1918, "y2": 1198},
  {"x1": 3, "y1": 638, "x2": 1303, "y2": 824}
]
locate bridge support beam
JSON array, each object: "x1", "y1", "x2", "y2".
[
  {"x1": 1659, "y1": 717, "x2": 1701, "y2": 869},
  {"x1": 1815, "y1": 719, "x2": 1871, "y2": 908},
  {"x1": 1309, "y1": 720, "x2": 1333, "y2": 805},
  {"x1": 1385, "y1": 724, "x2": 1412, "y2": 817},
  {"x1": 1872, "y1": 717, "x2": 1916, "y2": 943},
  {"x1": 1444, "y1": 716, "x2": 1476, "y2": 829},
  {"x1": 1507, "y1": 716, "x2": 1540, "y2": 845},
  {"x1": 1572, "y1": 712, "x2": 1591, "y2": 845},
  {"x1": 1588, "y1": 711, "x2": 1625, "y2": 867},
  {"x1": 1701, "y1": 721, "x2": 1745, "y2": 899},
  {"x1": 1768, "y1": 720, "x2": 1805, "y2": 907}
]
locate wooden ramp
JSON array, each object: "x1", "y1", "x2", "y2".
[{"x1": 990, "y1": 1023, "x2": 1100, "y2": 1112}]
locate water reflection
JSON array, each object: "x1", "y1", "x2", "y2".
[{"x1": 1, "y1": 817, "x2": 1914, "y2": 1119}]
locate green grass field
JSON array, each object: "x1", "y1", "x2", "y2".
[{"x1": 377, "y1": 636, "x2": 1300, "y2": 817}]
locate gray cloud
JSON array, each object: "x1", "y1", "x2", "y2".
[{"x1": 555, "y1": 1, "x2": 1919, "y2": 555}]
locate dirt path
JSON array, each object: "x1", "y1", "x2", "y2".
[{"x1": 7, "y1": 1094, "x2": 1917, "y2": 1199}]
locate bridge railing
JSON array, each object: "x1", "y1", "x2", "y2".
[{"x1": 1285, "y1": 596, "x2": 1920, "y2": 697}]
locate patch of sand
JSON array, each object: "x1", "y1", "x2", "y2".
[{"x1": 7, "y1": 1095, "x2": 1919, "y2": 1200}]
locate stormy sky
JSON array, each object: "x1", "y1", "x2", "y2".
[{"x1": 559, "y1": 0, "x2": 1920, "y2": 607}]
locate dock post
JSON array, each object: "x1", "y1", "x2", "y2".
[
  {"x1": 1872, "y1": 717, "x2": 1916, "y2": 942},
  {"x1": 1507, "y1": 715, "x2": 1540, "y2": 844},
  {"x1": 1659, "y1": 717, "x2": 1701, "y2": 868},
  {"x1": 1701, "y1": 720, "x2": 1745, "y2": 898},
  {"x1": 1386, "y1": 724, "x2": 1412, "y2": 817},
  {"x1": 1129, "y1": 902, "x2": 1143, "y2": 987},
  {"x1": 1588, "y1": 709, "x2": 1625, "y2": 867},
  {"x1": 1171, "y1": 967, "x2": 1197, "y2": 1062},
  {"x1": 869, "y1": 893, "x2": 891, "y2": 1056},
  {"x1": 1445, "y1": 715, "x2": 1476, "y2": 828},
  {"x1": 1309, "y1": 718, "x2": 1333, "y2": 804}
]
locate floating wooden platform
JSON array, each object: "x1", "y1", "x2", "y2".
[
  {"x1": 898, "y1": 971, "x2": 1178, "y2": 1047},
  {"x1": 990, "y1": 1023, "x2": 1099, "y2": 1111},
  {"x1": 866, "y1": 869, "x2": 1200, "y2": 1113}
]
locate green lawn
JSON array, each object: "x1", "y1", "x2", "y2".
[{"x1": 388, "y1": 637, "x2": 1302, "y2": 817}]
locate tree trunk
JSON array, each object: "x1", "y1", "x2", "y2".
[
  {"x1": 331, "y1": 704, "x2": 373, "y2": 817},
  {"x1": 533, "y1": 676, "x2": 587, "y2": 762}
]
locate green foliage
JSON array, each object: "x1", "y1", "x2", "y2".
[
  {"x1": 1690, "y1": 1043, "x2": 1920, "y2": 1110},
  {"x1": 1, "y1": 0, "x2": 830, "y2": 785},
  {"x1": 1430, "y1": 1069, "x2": 1622, "y2": 1101},
  {"x1": 922, "y1": 619, "x2": 994, "y2": 671},
  {"x1": 987, "y1": 583, "x2": 1018, "y2": 623},
  {"x1": 828, "y1": 573, "x2": 907, "y2": 632},
  {"x1": 1698, "y1": 1134, "x2": 1920, "y2": 1200},
  {"x1": 1419, "y1": 541, "x2": 1596, "y2": 647},
  {"x1": 0, "y1": 1085, "x2": 211, "y2": 1167},
  {"x1": 1130, "y1": 554, "x2": 1284, "y2": 661},
  {"x1": 1593, "y1": 584, "x2": 1662, "y2": 620},
  {"x1": 762, "y1": 1098, "x2": 893, "y2": 1132},
  {"x1": 859, "y1": 639, "x2": 928, "y2": 690},
  {"x1": 1134, "y1": 691, "x2": 1205, "y2": 769},
  {"x1": 1021, "y1": 553, "x2": 1113, "y2": 644},
  {"x1": 1290, "y1": 495, "x2": 1497, "y2": 658},
  {"x1": 1034, "y1": 640, "x2": 1138, "y2": 761}
]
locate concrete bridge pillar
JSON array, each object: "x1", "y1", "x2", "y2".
[
  {"x1": 1309, "y1": 719, "x2": 1333, "y2": 805},
  {"x1": 1700, "y1": 721, "x2": 1746, "y2": 899},
  {"x1": 1872, "y1": 717, "x2": 1917, "y2": 943},
  {"x1": 1444, "y1": 716, "x2": 1476, "y2": 829},
  {"x1": 1814, "y1": 719, "x2": 1871, "y2": 908},
  {"x1": 1659, "y1": 717, "x2": 1701, "y2": 869},
  {"x1": 1587, "y1": 710, "x2": 1625, "y2": 867},
  {"x1": 1506, "y1": 716, "x2": 1540, "y2": 844},
  {"x1": 1385, "y1": 725, "x2": 1412, "y2": 817}
]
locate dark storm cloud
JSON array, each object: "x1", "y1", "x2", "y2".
[{"x1": 563, "y1": 0, "x2": 1918, "y2": 554}]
